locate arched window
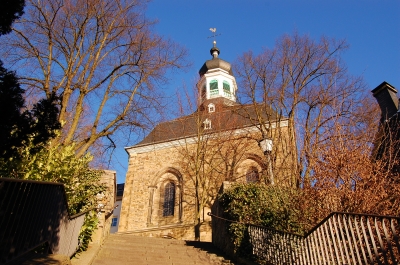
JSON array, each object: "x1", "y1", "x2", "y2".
[
  {"x1": 208, "y1": 103, "x2": 215, "y2": 113},
  {"x1": 223, "y1": 81, "x2": 231, "y2": 98},
  {"x1": 246, "y1": 167, "x2": 259, "y2": 183},
  {"x1": 209, "y1": 80, "x2": 218, "y2": 96},
  {"x1": 163, "y1": 182, "x2": 175, "y2": 216},
  {"x1": 203, "y1": 118, "x2": 212, "y2": 130},
  {"x1": 223, "y1": 80, "x2": 230, "y2": 92}
]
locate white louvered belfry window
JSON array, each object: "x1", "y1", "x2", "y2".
[
  {"x1": 223, "y1": 80, "x2": 231, "y2": 98},
  {"x1": 223, "y1": 80, "x2": 230, "y2": 92},
  {"x1": 209, "y1": 79, "x2": 218, "y2": 96}
]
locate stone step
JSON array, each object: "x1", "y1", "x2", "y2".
[{"x1": 91, "y1": 234, "x2": 233, "y2": 265}]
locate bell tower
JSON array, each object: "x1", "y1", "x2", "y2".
[{"x1": 197, "y1": 39, "x2": 238, "y2": 109}]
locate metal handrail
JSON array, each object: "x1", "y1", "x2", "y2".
[
  {"x1": 305, "y1": 211, "x2": 400, "y2": 237},
  {"x1": 209, "y1": 212, "x2": 400, "y2": 264}
]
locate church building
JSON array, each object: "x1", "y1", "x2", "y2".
[{"x1": 118, "y1": 42, "x2": 294, "y2": 241}]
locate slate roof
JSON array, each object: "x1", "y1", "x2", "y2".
[
  {"x1": 199, "y1": 57, "x2": 233, "y2": 76},
  {"x1": 133, "y1": 101, "x2": 280, "y2": 148}
]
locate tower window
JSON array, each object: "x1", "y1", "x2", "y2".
[
  {"x1": 223, "y1": 80, "x2": 231, "y2": 98},
  {"x1": 203, "y1": 118, "x2": 211, "y2": 130},
  {"x1": 223, "y1": 80, "x2": 230, "y2": 92},
  {"x1": 208, "y1": 103, "x2": 215, "y2": 113},
  {"x1": 210, "y1": 80, "x2": 218, "y2": 96},
  {"x1": 163, "y1": 182, "x2": 175, "y2": 216}
]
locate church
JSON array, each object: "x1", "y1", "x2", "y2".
[{"x1": 118, "y1": 42, "x2": 295, "y2": 241}]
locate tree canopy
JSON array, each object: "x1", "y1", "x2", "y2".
[
  {"x1": 234, "y1": 32, "x2": 370, "y2": 186},
  {"x1": 0, "y1": 0, "x2": 60, "y2": 161},
  {"x1": 0, "y1": 0, "x2": 25, "y2": 35},
  {"x1": 0, "y1": 0, "x2": 188, "y2": 159},
  {"x1": 0, "y1": 62, "x2": 60, "y2": 159},
  {"x1": 234, "y1": 32, "x2": 399, "y2": 222}
]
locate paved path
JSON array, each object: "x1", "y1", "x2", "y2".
[{"x1": 91, "y1": 234, "x2": 232, "y2": 265}]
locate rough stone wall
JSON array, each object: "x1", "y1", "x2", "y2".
[
  {"x1": 92, "y1": 170, "x2": 116, "y2": 245},
  {"x1": 119, "y1": 122, "x2": 294, "y2": 241},
  {"x1": 119, "y1": 143, "x2": 200, "y2": 240},
  {"x1": 99, "y1": 170, "x2": 117, "y2": 213}
]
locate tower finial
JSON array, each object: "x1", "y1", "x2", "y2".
[
  {"x1": 208, "y1": 28, "x2": 221, "y2": 58},
  {"x1": 208, "y1": 28, "x2": 221, "y2": 47}
]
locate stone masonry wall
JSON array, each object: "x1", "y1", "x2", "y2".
[{"x1": 119, "y1": 122, "x2": 294, "y2": 241}]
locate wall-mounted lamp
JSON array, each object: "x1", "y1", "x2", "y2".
[
  {"x1": 258, "y1": 138, "x2": 273, "y2": 153},
  {"x1": 258, "y1": 137, "x2": 274, "y2": 185}
]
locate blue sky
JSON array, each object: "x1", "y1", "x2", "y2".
[{"x1": 112, "y1": 0, "x2": 400, "y2": 183}]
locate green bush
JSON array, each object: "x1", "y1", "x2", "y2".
[{"x1": 219, "y1": 183, "x2": 305, "y2": 258}]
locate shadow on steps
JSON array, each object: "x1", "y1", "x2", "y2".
[{"x1": 185, "y1": 241, "x2": 235, "y2": 264}]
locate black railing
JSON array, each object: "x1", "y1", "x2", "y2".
[
  {"x1": 210, "y1": 212, "x2": 400, "y2": 265},
  {"x1": 0, "y1": 178, "x2": 88, "y2": 264}
]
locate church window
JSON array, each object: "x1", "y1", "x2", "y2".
[
  {"x1": 163, "y1": 182, "x2": 175, "y2": 216},
  {"x1": 208, "y1": 103, "x2": 215, "y2": 113},
  {"x1": 246, "y1": 167, "x2": 259, "y2": 183},
  {"x1": 209, "y1": 80, "x2": 218, "y2": 96},
  {"x1": 223, "y1": 81, "x2": 230, "y2": 92},
  {"x1": 223, "y1": 81, "x2": 231, "y2": 98},
  {"x1": 203, "y1": 118, "x2": 211, "y2": 130}
]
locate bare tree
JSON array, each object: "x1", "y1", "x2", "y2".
[
  {"x1": 1, "y1": 0, "x2": 187, "y2": 157},
  {"x1": 175, "y1": 91, "x2": 260, "y2": 240},
  {"x1": 234, "y1": 32, "x2": 400, "y2": 226},
  {"x1": 234, "y1": 32, "x2": 367, "y2": 187},
  {"x1": 299, "y1": 100, "x2": 400, "y2": 228}
]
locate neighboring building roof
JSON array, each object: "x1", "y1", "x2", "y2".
[{"x1": 131, "y1": 102, "x2": 280, "y2": 148}]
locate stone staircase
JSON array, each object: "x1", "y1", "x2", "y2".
[{"x1": 91, "y1": 234, "x2": 235, "y2": 265}]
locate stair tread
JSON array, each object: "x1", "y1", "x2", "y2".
[{"x1": 91, "y1": 234, "x2": 232, "y2": 265}]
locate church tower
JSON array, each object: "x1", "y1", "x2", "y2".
[{"x1": 196, "y1": 41, "x2": 238, "y2": 110}]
